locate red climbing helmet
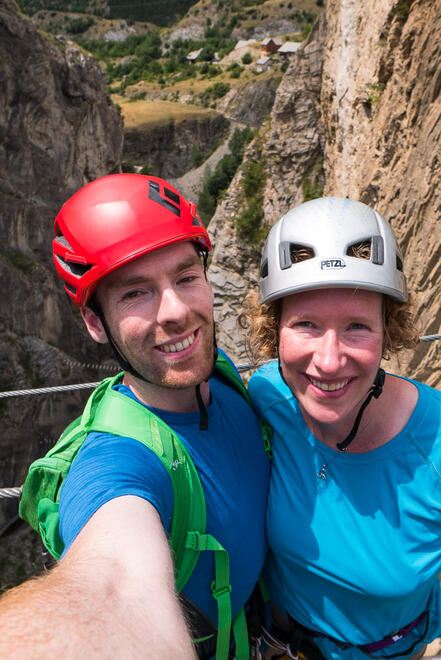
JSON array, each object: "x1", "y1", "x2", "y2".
[{"x1": 53, "y1": 173, "x2": 212, "y2": 307}]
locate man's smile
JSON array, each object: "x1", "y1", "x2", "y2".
[{"x1": 156, "y1": 330, "x2": 197, "y2": 354}]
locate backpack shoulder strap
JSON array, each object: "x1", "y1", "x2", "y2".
[
  {"x1": 214, "y1": 351, "x2": 250, "y2": 402},
  {"x1": 19, "y1": 374, "x2": 124, "y2": 556},
  {"x1": 89, "y1": 387, "x2": 207, "y2": 593},
  {"x1": 214, "y1": 351, "x2": 273, "y2": 458}
]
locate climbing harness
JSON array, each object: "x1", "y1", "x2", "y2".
[{"x1": 265, "y1": 610, "x2": 429, "y2": 660}]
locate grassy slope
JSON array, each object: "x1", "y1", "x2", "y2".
[{"x1": 115, "y1": 97, "x2": 220, "y2": 128}]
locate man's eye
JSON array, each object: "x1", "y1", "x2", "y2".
[{"x1": 123, "y1": 290, "x2": 143, "y2": 300}]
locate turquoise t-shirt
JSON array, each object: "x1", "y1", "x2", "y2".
[{"x1": 249, "y1": 361, "x2": 441, "y2": 659}]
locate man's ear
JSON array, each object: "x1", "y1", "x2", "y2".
[{"x1": 80, "y1": 306, "x2": 108, "y2": 344}]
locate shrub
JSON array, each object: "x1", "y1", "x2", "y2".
[
  {"x1": 65, "y1": 16, "x2": 94, "y2": 34},
  {"x1": 122, "y1": 160, "x2": 137, "y2": 173},
  {"x1": 302, "y1": 178, "x2": 323, "y2": 201},
  {"x1": 191, "y1": 145, "x2": 204, "y2": 168},
  {"x1": 235, "y1": 195, "x2": 265, "y2": 240},
  {"x1": 140, "y1": 163, "x2": 154, "y2": 175},
  {"x1": 242, "y1": 52, "x2": 252, "y2": 65},
  {"x1": 197, "y1": 127, "x2": 254, "y2": 224},
  {"x1": 241, "y1": 160, "x2": 265, "y2": 197},
  {"x1": 212, "y1": 82, "x2": 230, "y2": 98}
]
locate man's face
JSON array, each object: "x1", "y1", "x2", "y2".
[{"x1": 92, "y1": 242, "x2": 214, "y2": 391}]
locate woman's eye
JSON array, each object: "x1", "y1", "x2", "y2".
[
  {"x1": 295, "y1": 321, "x2": 314, "y2": 328},
  {"x1": 349, "y1": 323, "x2": 368, "y2": 330}
]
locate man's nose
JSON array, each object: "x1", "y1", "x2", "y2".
[
  {"x1": 313, "y1": 330, "x2": 346, "y2": 373},
  {"x1": 156, "y1": 287, "x2": 189, "y2": 325}
]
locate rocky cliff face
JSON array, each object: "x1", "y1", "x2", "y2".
[
  {"x1": 0, "y1": 0, "x2": 123, "y2": 583},
  {"x1": 216, "y1": 75, "x2": 282, "y2": 127},
  {"x1": 123, "y1": 113, "x2": 229, "y2": 178},
  {"x1": 209, "y1": 0, "x2": 441, "y2": 389},
  {"x1": 322, "y1": 0, "x2": 441, "y2": 386}
]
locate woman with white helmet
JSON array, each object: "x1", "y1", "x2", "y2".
[{"x1": 242, "y1": 197, "x2": 441, "y2": 659}]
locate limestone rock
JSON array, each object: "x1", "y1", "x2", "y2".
[{"x1": 322, "y1": 0, "x2": 441, "y2": 387}]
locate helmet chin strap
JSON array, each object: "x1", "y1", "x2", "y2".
[
  {"x1": 195, "y1": 327, "x2": 218, "y2": 431},
  {"x1": 277, "y1": 346, "x2": 385, "y2": 452},
  {"x1": 88, "y1": 297, "x2": 217, "y2": 431},
  {"x1": 336, "y1": 368, "x2": 385, "y2": 452}
]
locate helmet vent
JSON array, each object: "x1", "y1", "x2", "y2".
[
  {"x1": 279, "y1": 242, "x2": 314, "y2": 270},
  {"x1": 149, "y1": 181, "x2": 180, "y2": 217},
  {"x1": 346, "y1": 240, "x2": 371, "y2": 260},
  {"x1": 55, "y1": 254, "x2": 93, "y2": 278},
  {"x1": 260, "y1": 259, "x2": 269, "y2": 278},
  {"x1": 54, "y1": 234, "x2": 74, "y2": 251},
  {"x1": 164, "y1": 187, "x2": 180, "y2": 206},
  {"x1": 396, "y1": 254, "x2": 403, "y2": 272},
  {"x1": 290, "y1": 244, "x2": 315, "y2": 264}
]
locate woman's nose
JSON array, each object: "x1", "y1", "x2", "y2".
[{"x1": 313, "y1": 330, "x2": 346, "y2": 373}]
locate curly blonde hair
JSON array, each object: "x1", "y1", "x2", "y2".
[{"x1": 239, "y1": 290, "x2": 419, "y2": 364}]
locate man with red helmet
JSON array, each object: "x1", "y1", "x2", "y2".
[{"x1": 0, "y1": 174, "x2": 270, "y2": 659}]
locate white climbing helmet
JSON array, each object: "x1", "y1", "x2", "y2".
[{"x1": 259, "y1": 197, "x2": 407, "y2": 304}]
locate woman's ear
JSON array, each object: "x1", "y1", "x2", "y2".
[{"x1": 80, "y1": 306, "x2": 108, "y2": 344}]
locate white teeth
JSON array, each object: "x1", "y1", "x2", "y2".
[
  {"x1": 310, "y1": 377, "x2": 348, "y2": 392},
  {"x1": 160, "y1": 333, "x2": 195, "y2": 354}
]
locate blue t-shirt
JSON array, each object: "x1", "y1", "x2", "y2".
[
  {"x1": 59, "y1": 366, "x2": 270, "y2": 624},
  {"x1": 248, "y1": 361, "x2": 441, "y2": 659}
]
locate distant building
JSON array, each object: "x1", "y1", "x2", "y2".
[
  {"x1": 278, "y1": 41, "x2": 302, "y2": 56},
  {"x1": 187, "y1": 48, "x2": 202, "y2": 63},
  {"x1": 260, "y1": 37, "x2": 282, "y2": 54},
  {"x1": 255, "y1": 55, "x2": 271, "y2": 72}
]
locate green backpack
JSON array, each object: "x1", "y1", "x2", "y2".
[{"x1": 19, "y1": 352, "x2": 272, "y2": 660}]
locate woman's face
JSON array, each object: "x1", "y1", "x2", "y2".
[{"x1": 279, "y1": 288, "x2": 384, "y2": 434}]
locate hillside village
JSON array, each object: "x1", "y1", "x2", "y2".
[{"x1": 22, "y1": 1, "x2": 323, "y2": 228}]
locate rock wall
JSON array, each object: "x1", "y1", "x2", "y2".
[
  {"x1": 209, "y1": 1, "x2": 441, "y2": 390},
  {"x1": 216, "y1": 76, "x2": 281, "y2": 128},
  {"x1": 123, "y1": 113, "x2": 229, "y2": 178},
  {"x1": 322, "y1": 0, "x2": 441, "y2": 386},
  {"x1": 0, "y1": 0, "x2": 123, "y2": 585}
]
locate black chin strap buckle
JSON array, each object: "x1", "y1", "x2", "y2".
[{"x1": 336, "y1": 368, "x2": 385, "y2": 452}]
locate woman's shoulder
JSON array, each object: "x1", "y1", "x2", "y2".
[
  {"x1": 248, "y1": 361, "x2": 296, "y2": 413},
  {"x1": 387, "y1": 373, "x2": 441, "y2": 440}
]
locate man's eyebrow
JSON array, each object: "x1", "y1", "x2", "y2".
[
  {"x1": 109, "y1": 256, "x2": 203, "y2": 290},
  {"x1": 175, "y1": 255, "x2": 203, "y2": 271}
]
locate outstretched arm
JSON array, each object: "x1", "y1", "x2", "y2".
[{"x1": 0, "y1": 495, "x2": 197, "y2": 659}]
